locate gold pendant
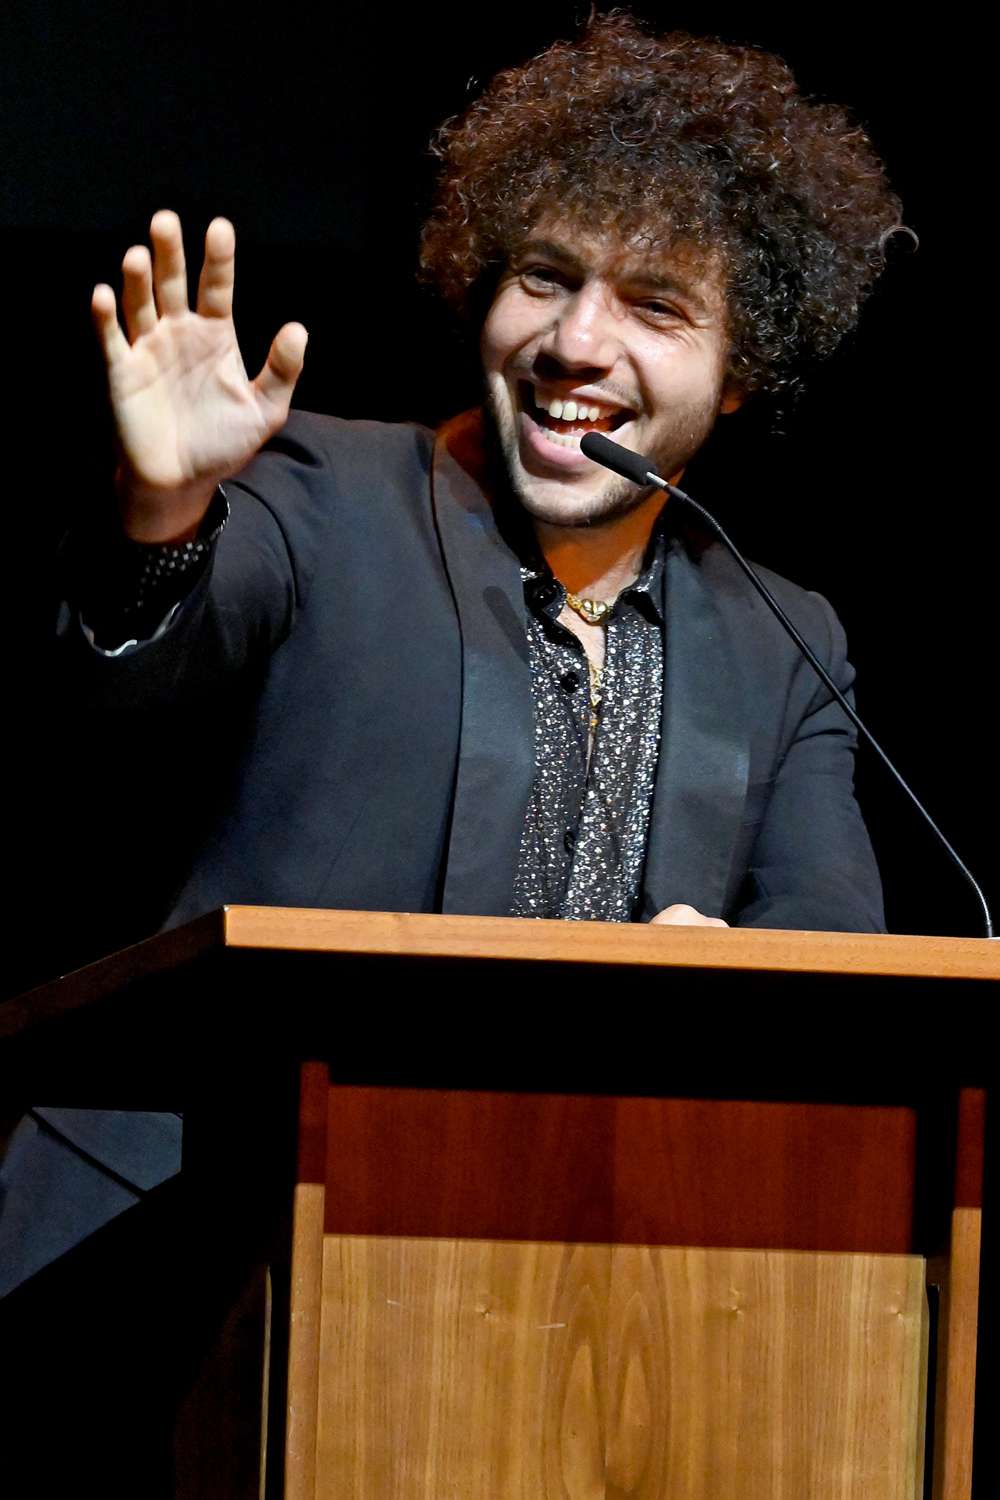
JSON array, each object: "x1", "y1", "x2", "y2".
[{"x1": 565, "y1": 591, "x2": 612, "y2": 625}]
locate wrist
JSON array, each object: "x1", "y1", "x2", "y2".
[
  {"x1": 78, "y1": 487, "x2": 230, "y2": 650},
  {"x1": 115, "y1": 466, "x2": 222, "y2": 543}
]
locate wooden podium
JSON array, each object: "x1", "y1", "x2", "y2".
[{"x1": 3, "y1": 907, "x2": 997, "y2": 1499}]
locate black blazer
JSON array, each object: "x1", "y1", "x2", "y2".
[{"x1": 59, "y1": 410, "x2": 884, "y2": 934}]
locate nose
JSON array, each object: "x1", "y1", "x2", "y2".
[{"x1": 538, "y1": 283, "x2": 620, "y2": 377}]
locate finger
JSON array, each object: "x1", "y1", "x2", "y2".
[
  {"x1": 253, "y1": 322, "x2": 308, "y2": 410},
  {"x1": 651, "y1": 904, "x2": 729, "y2": 927},
  {"x1": 196, "y1": 217, "x2": 236, "y2": 319},
  {"x1": 121, "y1": 244, "x2": 157, "y2": 342},
  {"x1": 150, "y1": 208, "x2": 189, "y2": 316},
  {"x1": 91, "y1": 283, "x2": 130, "y2": 366},
  {"x1": 651, "y1": 904, "x2": 699, "y2": 924}
]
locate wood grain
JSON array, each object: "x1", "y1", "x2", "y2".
[
  {"x1": 612, "y1": 1095, "x2": 916, "y2": 1252},
  {"x1": 314, "y1": 1236, "x2": 928, "y2": 1499},
  {"x1": 285, "y1": 1183, "x2": 327, "y2": 1500},
  {"x1": 931, "y1": 1085, "x2": 986, "y2": 1500},
  {"x1": 220, "y1": 905, "x2": 1000, "y2": 981},
  {"x1": 323, "y1": 1086, "x2": 917, "y2": 1252},
  {"x1": 6, "y1": 906, "x2": 996, "y2": 1047},
  {"x1": 317, "y1": 1235, "x2": 610, "y2": 1499},
  {"x1": 934, "y1": 1208, "x2": 982, "y2": 1500},
  {"x1": 953, "y1": 1089, "x2": 986, "y2": 1210},
  {"x1": 286, "y1": 1064, "x2": 333, "y2": 1499},
  {"x1": 323, "y1": 1086, "x2": 616, "y2": 1242}
]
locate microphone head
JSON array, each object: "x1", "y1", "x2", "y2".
[{"x1": 579, "y1": 431, "x2": 652, "y2": 486}]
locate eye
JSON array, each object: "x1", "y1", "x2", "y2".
[
  {"x1": 520, "y1": 264, "x2": 569, "y2": 291},
  {"x1": 637, "y1": 298, "x2": 683, "y2": 323}
]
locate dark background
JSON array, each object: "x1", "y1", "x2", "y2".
[
  {"x1": 4, "y1": 1, "x2": 994, "y2": 987},
  {"x1": 1, "y1": 3, "x2": 997, "y2": 1491}
]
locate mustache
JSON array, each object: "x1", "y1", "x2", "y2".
[{"x1": 508, "y1": 364, "x2": 642, "y2": 414}]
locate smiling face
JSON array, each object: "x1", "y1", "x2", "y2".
[{"x1": 480, "y1": 222, "x2": 742, "y2": 527}]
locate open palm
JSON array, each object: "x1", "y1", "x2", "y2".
[{"x1": 92, "y1": 211, "x2": 307, "y2": 537}]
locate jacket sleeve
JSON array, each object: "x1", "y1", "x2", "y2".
[
  {"x1": 730, "y1": 594, "x2": 886, "y2": 933},
  {"x1": 54, "y1": 414, "x2": 345, "y2": 711}
]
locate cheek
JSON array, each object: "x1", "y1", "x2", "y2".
[
  {"x1": 480, "y1": 289, "x2": 540, "y2": 375},
  {"x1": 645, "y1": 350, "x2": 728, "y2": 416},
  {"x1": 479, "y1": 294, "x2": 513, "y2": 373},
  {"x1": 479, "y1": 316, "x2": 501, "y2": 377}
]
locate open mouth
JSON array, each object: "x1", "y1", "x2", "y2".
[{"x1": 519, "y1": 382, "x2": 636, "y2": 449}]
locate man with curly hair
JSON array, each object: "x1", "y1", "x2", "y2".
[
  {"x1": 74, "y1": 15, "x2": 896, "y2": 942},
  {"x1": 57, "y1": 15, "x2": 901, "y2": 965},
  {"x1": 0, "y1": 18, "x2": 910, "y2": 1482},
  {"x1": 8, "y1": 0, "x2": 898, "y2": 1365}
]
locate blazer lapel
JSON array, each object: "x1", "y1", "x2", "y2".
[
  {"x1": 641, "y1": 534, "x2": 751, "y2": 919},
  {"x1": 431, "y1": 416, "x2": 536, "y2": 915}
]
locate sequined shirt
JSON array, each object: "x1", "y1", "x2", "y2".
[{"x1": 510, "y1": 539, "x2": 665, "y2": 922}]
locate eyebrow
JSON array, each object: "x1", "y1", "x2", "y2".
[{"x1": 512, "y1": 238, "x2": 714, "y2": 316}]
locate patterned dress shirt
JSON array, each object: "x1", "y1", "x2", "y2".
[{"x1": 511, "y1": 535, "x2": 665, "y2": 922}]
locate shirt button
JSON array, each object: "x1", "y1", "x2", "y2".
[
  {"x1": 559, "y1": 671, "x2": 580, "y2": 693},
  {"x1": 563, "y1": 828, "x2": 576, "y2": 853}
]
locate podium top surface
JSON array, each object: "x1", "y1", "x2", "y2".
[
  {"x1": 215, "y1": 906, "x2": 1000, "y2": 976},
  {"x1": 3, "y1": 906, "x2": 998, "y2": 1045}
]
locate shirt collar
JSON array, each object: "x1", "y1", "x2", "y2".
[{"x1": 522, "y1": 516, "x2": 667, "y2": 626}]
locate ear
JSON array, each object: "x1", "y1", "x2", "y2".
[{"x1": 719, "y1": 382, "x2": 746, "y2": 416}]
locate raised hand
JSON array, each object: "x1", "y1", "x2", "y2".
[{"x1": 92, "y1": 210, "x2": 307, "y2": 540}]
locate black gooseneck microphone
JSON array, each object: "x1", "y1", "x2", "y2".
[{"x1": 580, "y1": 429, "x2": 994, "y2": 939}]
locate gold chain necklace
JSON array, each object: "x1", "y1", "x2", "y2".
[
  {"x1": 586, "y1": 657, "x2": 603, "y2": 734},
  {"x1": 560, "y1": 588, "x2": 612, "y2": 733},
  {"x1": 564, "y1": 591, "x2": 613, "y2": 625}
]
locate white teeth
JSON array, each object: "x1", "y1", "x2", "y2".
[
  {"x1": 534, "y1": 390, "x2": 619, "y2": 425},
  {"x1": 540, "y1": 426, "x2": 580, "y2": 449}
]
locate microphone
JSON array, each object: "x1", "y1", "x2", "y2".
[{"x1": 580, "y1": 430, "x2": 994, "y2": 939}]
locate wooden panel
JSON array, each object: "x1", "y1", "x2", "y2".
[
  {"x1": 324, "y1": 1086, "x2": 616, "y2": 1241},
  {"x1": 933, "y1": 1208, "x2": 982, "y2": 1500},
  {"x1": 605, "y1": 1247, "x2": 928, "y2": 1500},
  {"x1": 613, "y1": 1096, "x2": 916, "y2": 1251},
  {"x1": 298, "y1": 1060, "x2": 332, "y2": 1185},
  {"x1": 285, "y1": 1063, "x2": 331, "y2": 1500},
  {"x1": 323, "y1": 1086, "x2": 917, "y2": 1252},
  {"x1": 953, "y1": 1088, "x2": 986, "y2": 1209},
  {"x1": 286, "y1": 1184, "x2": 326, "y2": 1500},
  {"x1": 317, "y1": 1235, "x2": 610, "y2": 1499},
  {"x1": 315, "y1": 1236, "x2": 928, "y2": 1499},
  {"x1": 931, "y1": 1085, "x2": 986, "y2": 1500}
]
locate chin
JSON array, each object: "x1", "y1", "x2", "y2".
[
  {"x1": 484, "y1": 388, "x2": 644, "y2": 528},
  {"x1": 509, "y1": 468, "x2": 647, "y2": 529}
]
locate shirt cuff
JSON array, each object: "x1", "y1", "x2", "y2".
[{"x1": 80, "y1": 486, "x2": 229, "y2": 652}]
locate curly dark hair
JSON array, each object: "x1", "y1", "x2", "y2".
[{"x1": 420, "y1": 12, "x2": 903, "y2": 398}]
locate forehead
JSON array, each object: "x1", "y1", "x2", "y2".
[{"x1": 510, "y1": 216, "x2": 728, "y2": 315}]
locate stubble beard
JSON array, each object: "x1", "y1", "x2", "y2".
[{"x1": 484, "y1": 379, "x2": 720, "y2": 530}]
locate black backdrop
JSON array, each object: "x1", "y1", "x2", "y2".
[
  {"x1": 2, "y1": 4, "x2": 998, "y2": 1489},
  {"x1": 3, "y1": 1, "x2": 995, "y2": 975}
]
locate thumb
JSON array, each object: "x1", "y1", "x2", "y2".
[{"x1": 253, "y1": 322, "x2": 308, "y2": 411}]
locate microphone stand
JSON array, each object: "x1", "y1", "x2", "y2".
[{"x1": 580, "y1": 430, "x2": 994, "y2": 939}]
